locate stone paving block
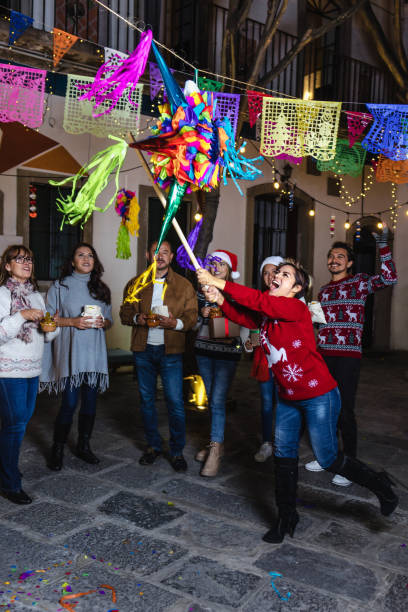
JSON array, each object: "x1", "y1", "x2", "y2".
[
  {"x1": 242, "y1": 577, "x2": 342, "y2": 611},
  {"x1": 65, "y1": 523, "x2": 187, "y2": 575},
  {"x1": 101, "y1": 461, "x2": 172, "y2": 489},
  {"x1": 154, "y1": 478, "x2": 274, "y2": 526},
  {"x1": 35, "y1": 474, "x2": 116, "y2": 505},
  {"x1": 18, "y1": 560, "x2": 181, "y2": 612},
  {"x1": 161, "y1": 512, "x2": 262, "y2": 556},
  {"x1": 17, "y1": 452, "x2": 51, "y2": 483},
  {"x1": 377, "y1": 540, "x2": 408, "y2": 571},
  {"x1": 382, "y1": 573, "x2": 408, "y2": 611},
  {"x1": 162, "y1": 555, "x2": 262, "y2": 608},
  {"x1": 98, "y1": 490, "x2": 185, "y2": 529},
  {"x1": 254, "y1": 543, "x2": 378, "y2": 602},
  {"x1": 3, "y1": 501, "x2": 94, "y2": 537},
  {"x1": 314, "y1": 520, "x2": 374, "y2": 556},
  {"x1": 61, "y1": 453, "x2": 125, "y2": 474},
  {"x1": 0, "y1": 526, "x2": 72, "y2": 578}
]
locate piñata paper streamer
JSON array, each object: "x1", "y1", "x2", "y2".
[
  {"x1": 49, "y1": 136, "x2": 128, "y2": 227},
  {"x1": 362, "y1": 104, "x2": 408, "y2": 160},
  {"x1": 269, "y1": 572, "x2": 291, "y2": 601},
  {"x1": 345, "y1": 111, "x2": 372, "y2": 148},
  {"x1": 0, "y1": 63, "x2": 46, "y2": 128},
  {"x1": 247, "y1": 90, "x2": 268, "y2": 127},
  {"x1": 125, "y1": 259, "x2": 158, "y2": 303},
  {"x1": 176, "y1": 218, "x2": 208, "y2": 270},
  {"x1": 9, "y1": 10, "x2": 33, "y2": 46},
  {"x1": 114, "y1": 188, "x2": 140, "y2": 259},
  {"x1": 78, "y1": 30, "x2": 152, "y2": 117},
  {"x1": 53, "y1": 28, "x2": 79, "y2": 68},
  {"x1": 316, "y1": 139, "x2": 367, "y2": 177},
  {"x1": 375, "y1": 155, "x2": 408, "y2": 184},
  {"x1": 59, "y1": 583, "x2": 116, "y2": 612},
  {"x1": 64, "y1": 74, "x2": 143, "y2": 138},
  {"x1": 198, "y1": 76, "x2": 223, "y2": 92},
  {"x1": 260, "y1": 97, "x2": 341, "y2": 161}
]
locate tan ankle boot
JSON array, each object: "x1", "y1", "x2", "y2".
[
  {"x1": 200, "y1": 441, "x2": 224, "y2": 477},
  {"x1": 195, "y1": 447, "x2": 209, "y2": 462}
]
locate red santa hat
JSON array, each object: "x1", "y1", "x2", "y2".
[{"x1": 210, "y1": 249, "x2": 240, "y2": 279}]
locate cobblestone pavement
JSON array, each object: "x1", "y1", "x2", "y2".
[{"x1": 0, "y1": 353, "x2": 407, "y2": 611}]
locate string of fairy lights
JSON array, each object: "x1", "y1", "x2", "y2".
[{"x1": 265, "y1": 153, "x2": 406, "y2": 233}]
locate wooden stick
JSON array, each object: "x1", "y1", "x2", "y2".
[{"x1": 132, "y1": 147, "x2": 201, "y2": 270}]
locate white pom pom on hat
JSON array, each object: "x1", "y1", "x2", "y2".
[
  {"x1": 260, "y1": 256, "x2": 284, "y2": 275},
  {"x1": 210, "y1": 249, "x2": 240, "y2": 279}
]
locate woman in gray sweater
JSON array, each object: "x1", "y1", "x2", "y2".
[{"x1": 40, "y1": 243, "x2": 112, "y2": 470}]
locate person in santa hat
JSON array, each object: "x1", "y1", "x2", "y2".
[{"x1": 194, "y1": 249, "x2": 248, "y2": 477}]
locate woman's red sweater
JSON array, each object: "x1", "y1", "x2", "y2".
[{"x1": 221, "y1": 282, "x2": 336, "y2": 401}]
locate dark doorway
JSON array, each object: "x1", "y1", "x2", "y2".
[
  {"x1": 353, "y1": 226, "x2": 376, "y2": 349},
  {"x1": 252, "y1": 194, "x2": 298, "y2": 288},
  {"x1": 147, "y1": 197, "x2": 190, "y2": 276},
  {"x1": 29, "y1": 183, "x2": 82, "y2": 281}
]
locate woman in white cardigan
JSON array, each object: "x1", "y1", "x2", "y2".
[{"x1": 0, "y1": 245, "x2": 58, "y2": 505}]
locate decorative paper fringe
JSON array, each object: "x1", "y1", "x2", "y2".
[
  {"x1": 127, "y1": 195, "x2": 140, "y2": 236},
  {"x1": 116, "y1": 223, "x2": 131, "y2": 259},
  {"x1": 219, "y1": 119, "x2": 263, "y2": 195},
  {"x1": 39, "y1": 372, "x2": 109, "y2": 394},
  {"x1": 78, "y1": 30, "x2": 152, "y2": 117},
  {"x1": 125, "y1": 260, "x2": 158, "y2": 303},
  {"x1": 49, "y1": 136, "x2": 128, "y2": 227}
]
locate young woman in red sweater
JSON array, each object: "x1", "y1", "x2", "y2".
[{"x1": 196, "y1": 262, "x2": 398, "y2": 543}]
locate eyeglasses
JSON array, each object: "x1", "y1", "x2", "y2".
[{"x1": 13, "y1": 256, "x2": 33, "y2": 264}]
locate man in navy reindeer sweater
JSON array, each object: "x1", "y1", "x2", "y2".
[{"x1": 305, "y1": 223, "x2": 397, "y2": 486}]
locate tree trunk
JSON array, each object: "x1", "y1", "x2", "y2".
[{"x1": 194, "y1": 188, "x2": 221, "y2": 260}]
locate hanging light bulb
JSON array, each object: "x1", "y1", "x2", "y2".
[
  {"x1": 377, "y1": 215, "x2": 383, "y2": 229},
  {"x1": 308, "y1": 205, "x2": 315, "y2": 217},
  {"x1": 273, "y1": 175, "x2": 280, "y2": 190},
  {"x1": 194, "y1": 212, "x2": 202, "y2": 222},
  {"x1": 344, "y1": 214, "x2": 350, "y2": 230}
]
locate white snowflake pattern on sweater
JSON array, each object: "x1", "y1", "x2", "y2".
[
  {"x1": 282, "y1": 363, "x2": 303, "y2": 382},
  {"x1": 292, "y1": 339, "x2": 302, "y2": 349}
]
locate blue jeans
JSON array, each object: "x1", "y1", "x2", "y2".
[
  {"x1": 196, "y1": 355, "x2": 238, "y2": 443},
  {"x1": 259, "y1": 370, "x2": 276, "y2": 443},
  {"x1": 0, "y1": 377, "x2": 39, "y2": 492},
  {"x1": 56, "y1": 383, "x2": 98, "y2": 425},
  {"x1": 274, "y1": 387, "x2": 341, "y2": 468},
  {"x1": 133, "y1": 345, "x2": 185, "y2": 456}
]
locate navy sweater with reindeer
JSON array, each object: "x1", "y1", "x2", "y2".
[
  {"x1": 220, "y1": 282, "x2": 336, "y2": 402},
  {"x1": 317, "y1": 246, "x2": 397, "y2": 359}
]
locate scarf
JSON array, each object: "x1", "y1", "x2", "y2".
[{"x1": 6, "y1": 277, "x2": 37, "y2": 343}]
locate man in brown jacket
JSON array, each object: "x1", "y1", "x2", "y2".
[{"x1": 120, "y1": 240, "x2": 197, "y2": 472}]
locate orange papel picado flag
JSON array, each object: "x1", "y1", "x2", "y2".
[{"x1": 53, "y1": 28, "x2": 78, "y2": 68}]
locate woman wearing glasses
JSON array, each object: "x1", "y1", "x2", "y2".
[
  {"x1": 0, "y1": 245, "x2": 58, "y2": 505},
  {"x1": 41, "y1": 243, "x2": 112, "y2": 471}
]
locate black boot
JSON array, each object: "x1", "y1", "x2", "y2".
[
  {"x1": 76, "y1": 414, "x2": 100, "y2": 464},
  {"x1": 327, "y1": 453, "x2": 398, "y2": 516},
  {"x1": 48, "y1": 423, "x2": 72, "y2": 471},
  {"x1": 263, "y1": 456, "x2": 299, "y2": 543}
]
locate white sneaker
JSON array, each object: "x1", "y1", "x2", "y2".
[
  {"x1": 305, "y1": 460, "x2": 324, "y2": 472},
  {"x1": 331, "y1": 474, "x2": 352, "y2": 487},
  {"x1": 254, "y1": 442, "x2": 273, "y2": 462}
]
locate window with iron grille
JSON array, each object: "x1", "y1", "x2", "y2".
[
  {"x1": 253, "y1": 195, "x2": 287, "y2": 288},
  {"x1": 29, "y1": 182, "x2": 82, "y2": 281}
]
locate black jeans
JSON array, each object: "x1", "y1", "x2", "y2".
[{"x1": 323, "y1": 356, "x2": 361, "y2": 458}]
